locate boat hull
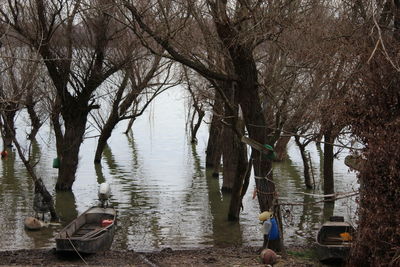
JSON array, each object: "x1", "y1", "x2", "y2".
[
  {"x1": 315, "y1": 220, "x2": 354, "y2": 263},
  {"x1": 55, "y1": 206, "x2": 116, "y2": 254},
  {"x1": 315, "y1": 243, "x2": 351, "y2": 262}
]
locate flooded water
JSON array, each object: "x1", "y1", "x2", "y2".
[{"x1": 0, "y1": 85, "x2": 358, "y2": 252}]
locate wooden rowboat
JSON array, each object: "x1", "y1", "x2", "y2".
[
  {"x1": 55, "y1": 206, "x2": 116, "y2": 254},
  {"x1": 315, "y1": 216, "x2": 355, "y2": 263}
]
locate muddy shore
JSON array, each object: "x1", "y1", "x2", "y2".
[{"x1": 0, "y1": 246, "x2": 324, "y2": 266}]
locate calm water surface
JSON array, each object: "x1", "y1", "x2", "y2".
[{"x1": 0, "y1": 86, "x2": 357, "y2": 251}]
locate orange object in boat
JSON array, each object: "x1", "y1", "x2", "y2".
[
  {"x1": 1, "y1": 150, "x2": 8, "y2": 158},
  {"x1": 340, "y1": 232, "x2": 352, "y2": 241},
  {"x1": 101, "y1": 219, "x2": 113, "y2": 227}
]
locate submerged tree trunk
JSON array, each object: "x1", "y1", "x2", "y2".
[
  {"x1": 323, "y1": 131, "x2": 335, "y2": 199},
  {"x1": 205, "y1": 92, "x2": 223, "y2": 176},
  {"x1": 1, "y1": 108, "x2": 17, "y2": 149},
  {"x1": 51, "y1": 98, "x2": 63, "y2": 159},
  {"x1": 56, "y1": 102, "x2": 89, "y2": 191},
  {"x1": 190, "y1": 108, "x2": 205, "y2": 144},
  {"x1": 25, "y1": 91, "x2": 42, "y2": 140},
  {"x1": 94, "y1": 116, "x2": 118, "y2": 163},
  {"x1": 274, "y1": 135, "x2": 291, "y2": 161},
  {"x1": 221, "y1": 83, "x2": 239, "y2": 192},
  {"x1": 228, "y1": 135, "x2": 248, "y2": 221},
  {"x1": 294, "y1": 136, "x2": 313, "y2": 189},
  {"x1": 221, "y1": 125, "x2": 237, "y2": 192},
  {"x1": 124, "y1": 117, "x2": 135, "y2": 134},
  {"x1": 229, "y1": 48, "x2": 281, "y2": 251}
]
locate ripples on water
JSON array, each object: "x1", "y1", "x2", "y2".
[{"x1": 0, "y1": 86, "x2": 357, "y2": 251}]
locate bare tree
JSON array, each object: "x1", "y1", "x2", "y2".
[
  {"x1": 91, "y1": 54, "x2": 177, "y2": 163},
  {"x1": 0, "y1": 45, "x2": 32, "y2": 149},
  {"x1": 0, "y1": 0, "x2": 131, "y2": 190},
  {"x1": 181, "y1": 67, "x2": 208, "y2": 144},
  {"x1": 120, "y1": 1, "x2": 305, "y2": 250}
]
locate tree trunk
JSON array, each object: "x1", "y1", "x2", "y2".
[
  {"x1": 1, "y1": 109, "x2": 16, "y2": 149},
  {"x1": 205, "y1": 92, "x2": 223, "y2": 176},
  {"x1": 231, "y1": 50, "x2": 274, "y2": 213},
  {"x1": 25, "y1": 92, "x2": 42, "y2": 140},
  {"x1": 323, "y1": 131, "x2": 335, "y2": 199},
  {"x1": 190, "y1": 109, "x2": 205, "y2": 144},
  {"x1": 221, "y1": 80, "x2": 240, "y2": 192},
  {"x1": 228, "y1": 137, "x2": 248, "y2": 221},
  {"x1": 51, "y1": 99, "x2": 63, "y2": 159},
  {"x1": 221, "y1": 123, "x2": 237, "y2": 192},
  {"x1": 274, "y1": 135, "x2": 291, "y2": 161},
  {"x1": 124, "y1": 117, "x2": 135, "y2": 134},
  {"x1": 294, "y1": 136, "x2": 313, "y2": 189},
  {"x1": 55, "y1": 105, "x2": 88, "y2": 191},
  {"x1": 94, "y1": 116, "x2": 119, "y2": 163},
  {"x1": 229, "y1": 48, "x2": 281, "y2": 251}
]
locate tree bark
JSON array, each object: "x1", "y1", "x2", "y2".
[
  {"x1": 55, "y1": 101, "x2": 89, "y2": 191},
  {"x1": 25, "y1": 91, "x2": 42, "y2": 140},
  {"x1": 228, "y1": 135, "x2": 248, "y2": 221},
  {"x1": 216, "y1": 79, "x2": 237, "y2": 192},
  {"x1": 50, "y1": 97, "x2": 63, "y2": 159},
  {"x1": 124, "y1": 117, "x2": 135, "y2": 134},
  {"x1": 205, "y1": 92, "x2": 223, "y2": 176},
  {"x1": 94, "y1": 116, "x2": 118, "y2": 163},
  {"x1": 323, "y1": 131, "x2": 335, "y2": 200},
  {"x1": 228, "y1": 48, "x2": 281, "y2": 251},
  {"x1": 191, "y1": 109, "x2": 205, "y2": 144},
  {"x1": 294, "y1": 136, "x2": 313, "y2": 189},
  {"x1": 1, "y1": 109, "x2": 16, "y2": 149},
  {"x1": 221, "y1": 110, "x2": 237, "y2": 192},
  {"x1": 274, "y1": 135, "x2": 291, "y2": 162}
]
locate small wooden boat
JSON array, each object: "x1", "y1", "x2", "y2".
[
  {"x1": 55, "y1": 206, "x2": 116, "y2": 254},
  {"x1": 315, "y1": 216, "x2": 355, "y2": 263}
]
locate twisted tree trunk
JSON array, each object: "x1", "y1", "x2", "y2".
[{"x1": 294, "y1": 136, "x2": 313, "y2": 189}]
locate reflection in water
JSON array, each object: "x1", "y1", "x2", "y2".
[
  {"x1": 0, "y1": 86, "x2": 357, "y2": 251},
  {"x1": 0, "y1": 149, "x2": 53, "y2": 249},
  {"x1": 205, "y1": 169, "x2": 243, "y2": 246},
  {"x1": 273, "y1": 145, "x2": 356, "y2": 246},
  {"x1": 95, "y1": 163, "x2": 106, "y2": 185},
  {"x1": 192, "y1": 144, "x2": 243, "y2": 246},
  {"x1": 55, "y1": 191, "x2": 78, "y2": 226},
  {"x1": 126, "y1": 130, "x2": 139, "y2": 168},
  {"x1": 30, "y1": 139, "x2": 41, "y2": 163}
]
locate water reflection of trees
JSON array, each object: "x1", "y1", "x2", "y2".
[
  {"x1": 55, "y1": 191, "x2": 78, "y2": 226},
  {"x1": 100, "y1": 133, "x2": 164, "y2": 251},
  {"x1": 192, "y1": 143, "x2": 243, "y2": 246}
]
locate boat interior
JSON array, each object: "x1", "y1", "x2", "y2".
[
  {"x1": 59, "y1": 209, "x2": 115, "y2": 239},
  {"x1": 318, "y1": 224, "x2": 354, "y2": 245}
]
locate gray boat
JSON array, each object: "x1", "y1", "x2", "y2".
[
  {"x1": 55, "y1": 206, "x2": 116, "y2": 254},
  {"x1": 56, "y1": 183, "x2": 116, "y2": 254},
  {"x1": 315, "y1": 216, "x2": 355, "y2": 263}
]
